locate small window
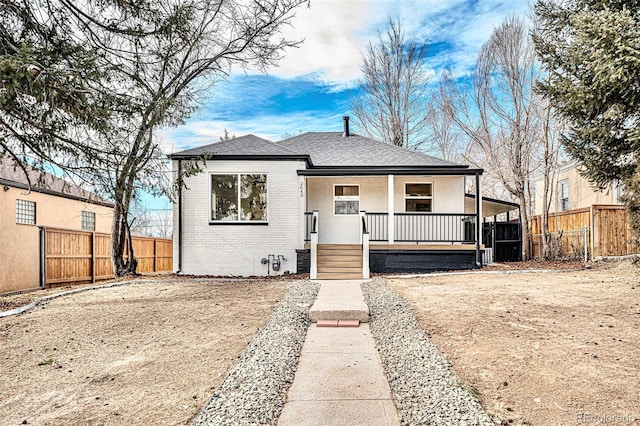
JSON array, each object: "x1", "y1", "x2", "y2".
[
  {"x1": 613, "y1": 181, "x2": 625, "y2": 204},
  {"x1": 559, "y1": 180, "x2": 569, "y2": 211},
  {"x1": 16, "y1": 199, "x2": 36, "y2": 225},
  {"x1": 81, "y1": 211, "x2": 96, "y2": 231},
  {"x1": 405, "y1": 183, "x2": 432, "y2": 212},
  {"x1": 334, "y1": 185, "x2": 359, "y2": 215},
  {"x1": 211, "y1": 174, "x2": 267, "y2": 222}
]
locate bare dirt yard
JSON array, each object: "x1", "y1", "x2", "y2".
[
  {"x1": 388, "y1": 261, "x2": 640, "y2": 426},
  {"x1": 0, "y1": 277, "x2": 289, "y2": 425}
]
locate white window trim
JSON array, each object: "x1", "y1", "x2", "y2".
[
  {"x1": 209, "y1": 172, "x2": 269, "y2": 223},
  {"x1": 333, "y1": 184, "x2": 360, "y2": 216},
  {"x1": 559, "y1": 179, "x2": 569, "y2": 211},
  {"x1": 404, "y1": 182, "x2": 433, "y2": 212}
]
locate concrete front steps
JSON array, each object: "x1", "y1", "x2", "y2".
[
  {"x1": 308, "y1": 280, "x2": 369, "y2": 323},
  {"x1": 317, "y1": 244, "x2": 363, "y2": 280}
]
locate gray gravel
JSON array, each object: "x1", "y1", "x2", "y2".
[
  {"x1": 362, "y1": 278, "x2": 493, "y2": 426},
  {"x1": 194, "y1": 280, "x2": 319, "y2": 426}
]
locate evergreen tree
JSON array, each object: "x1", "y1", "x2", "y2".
[{"x1": 534, "y1": 0, "x2": 640, "y2": 242}]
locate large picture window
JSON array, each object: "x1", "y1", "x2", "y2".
[
  {"x1": 211, "y1": 174, "x2": 267, "y2": 222},
  {"x1": 334, "y1": 185, "x2": 359, "y2": 215},
  {"x1": 405, "y1": 183, "x2": 432, "y2": 212}
]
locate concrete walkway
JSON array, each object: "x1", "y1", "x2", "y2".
[{"x1": 278, "y1": 281, "x2": 400, "y2": 426}]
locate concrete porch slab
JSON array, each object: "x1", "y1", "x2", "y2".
[{"x1": 308, "y1": 280, "x2": 369, "y2": 323}]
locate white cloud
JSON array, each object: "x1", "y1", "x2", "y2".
[
  {"x1": 162, "y1": 110, "x2": 346, "y2": 152},
  {"x1": 267, "y1": 0, "x2": 530, "y2": 84},
  {"x1": 272, "y1": 0, "x2": 376, "y2": 83}
]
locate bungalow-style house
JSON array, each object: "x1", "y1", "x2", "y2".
[
  {"x1": 0, "y1": 158, "x2": 113, "y2": 294},
  {"x1": 170, "y1": 117, "x2": 515, "y2": 279}
]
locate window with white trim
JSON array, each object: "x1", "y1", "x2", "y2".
[
  {"x1": 405, "y1": 183, "x2": 432, "y2": 212},
  {"x1": 211, "y1": 174, "x2": 267, "y2": 222},
  {"x1": 16, "y1": 199, "x2": 36, "y2": 224},
  {"x1": 334, "y1": 185, "x2": 359, "y2": 215},
  {"x1": 559, "y1": 179, "x2": 569, "y2": 211},
  {"x1": 613, "y1": 181, "x2": 625, "y2": 204},
  {"x1": 81, "y1": 211, "x2": 96, "y2": 231}
]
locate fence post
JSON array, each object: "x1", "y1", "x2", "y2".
[
  {"x1": 91, "y1": 232, "x2": 96, "y2": 283},
  {"x1": 153, "y1": 238, "x2": 158, "y2": 272},
  {"x1": 38, "y1": 227, "x2": 47, "y2": 289},
  {"x1": 584, "y1": 225, "x2": 589, "y2": 264}
]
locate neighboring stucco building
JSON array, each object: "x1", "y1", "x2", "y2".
[
  {"x1": 534, "y1": 161, "x2": 624, "y2": 215},
  {"x1": 170, "y1": 117, "x2": 521, "y2": 279},
  {"x1": 0, "y1": 158, "x2": 113, "y2": 294}
]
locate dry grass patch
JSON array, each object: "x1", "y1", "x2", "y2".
[
  {"x1": 388, "y1": 262, "x2": 640, "y2": 425},
  {"x1": 0, "y1": 278, "x2": 289, "y2": 425}
]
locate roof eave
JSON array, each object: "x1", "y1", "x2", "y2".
[
  {"x1": 168, "y1": 153, "x2": 314, "y2": 167},
  {"x1": 298, "y1": 167, "x2": 483, "y2": 176},
  {"x1": 0, "y1": 178, "x2": 115, "y2": 208},
  {"x1": 465, "y1": 193, "x2": 520, "y2": 208}
]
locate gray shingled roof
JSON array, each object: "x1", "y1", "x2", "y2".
[
  {"x1": 169, "y1": 131, "x2": 467, "y2": 168},
  {"x1": 170, "y1": 134, "x2": 300, "y2": 158},
  {"x1": 275, "y1": 132, "x2": 465, "y2": 167},
  {"x1": 0, "y1": 157, "x2": 113, "y2": 206}
]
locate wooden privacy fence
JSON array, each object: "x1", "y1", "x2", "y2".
[
  {"x1": 530, "y1": 205, "x2": 638, "y2": 259},
  {"x1": 39, "y1": 227, "x2": 173, "y2": 288}
]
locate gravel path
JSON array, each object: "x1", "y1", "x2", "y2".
[
  {"x1": 362, "y1": 278, "x2": 493, "y2": 426},
  {"x1": 194, "y1": 280, "x2": 319, "y2": 426}
]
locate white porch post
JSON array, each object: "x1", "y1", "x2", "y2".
[
  {"x1": 359, "y1": 210, "x2": 370, "y2": 279},
  {"x1": 362, "y1": 231, "x2": 370, "y2": 279},
  {"x1": 310, "y1": 210, "x2": 319, "y2": 280},
  {"x1": 388, "y1": 174, "x2": 395, "y2": 244},
  {"x1": 475, "y1": 172, "x2": 483, "y2": 267}
]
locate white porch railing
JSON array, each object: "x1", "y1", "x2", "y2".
[{"x1": 365, "y1": 212, "x2": 477, "y2": 244}]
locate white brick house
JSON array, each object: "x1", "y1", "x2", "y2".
[{"x1": 170, "y1": 117, "x2": 514, "y2": 279}]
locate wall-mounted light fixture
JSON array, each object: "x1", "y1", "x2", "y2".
[{"x1": 3, "y1": 185, "x2": 9, "y2": 192}]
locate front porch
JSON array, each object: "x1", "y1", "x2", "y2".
[
  {"x1": 300, "y1": 210, "x2": 484, "y2": 279},
  {"x1": 296, "y1": 170, "x2": 486, "y2": 279}
]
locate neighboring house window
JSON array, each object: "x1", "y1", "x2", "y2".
[
  {"x1": 613, "y1": 181, "x2": 625, "y2": 204},
  {"x1": 405, "y1": 183, "x2": 432, "y2": 212},
  {"x1": 16, "y1": 199, "x2": 36, "y2": 225},
  {"x1": 559, "y1": 179, "x2": 569, "y2": 211},
  {"x1": 211, "y1": 174, "x2": 267, "y2": 222},
  {"x1": 334, "y1": 185, "x2": 359, "y2": 215},
  {"x1": 81, "y1": 211, "x2": 96, "y2": 231}
]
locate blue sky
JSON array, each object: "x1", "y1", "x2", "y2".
[{"x1": 148, "y1": 0, "x2": 530, "y2": 209}]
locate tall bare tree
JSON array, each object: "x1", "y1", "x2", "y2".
[
  {"x1": 537, "y1": 93, "x2": 563, "y2": 259},
  {"x1": 439, "y1": 15, "x2": 557, "y2": 260},
  {"x1": 351, "y1": 17, "x2": 431, "y2": 149},
  {"x1": 424, "y1": 93, "x2": 464, "y2": 162}
]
